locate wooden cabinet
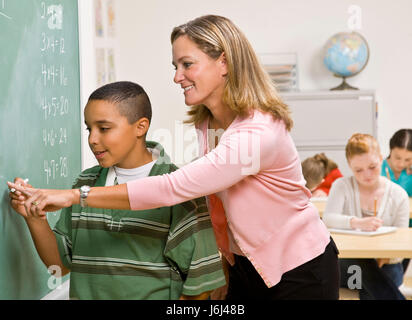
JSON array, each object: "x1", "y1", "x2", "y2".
[{"x1": 281, "y1": 90, "x2": 377, "y2": 176}]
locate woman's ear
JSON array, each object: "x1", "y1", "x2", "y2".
[
  {"x1": 218, "y1": 52, "x2": 228, "y2": 76},
  {"x1": 135, "y1": 117, "x2": 150, "y2": 138}
]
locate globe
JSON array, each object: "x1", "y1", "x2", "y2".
[{"x1": 323, "y1": 31, "x2": 369, "y2": 90}]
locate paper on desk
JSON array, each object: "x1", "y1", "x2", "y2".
[{"x1": 328, "y1": 226, "x2": 397, "y2": 236}]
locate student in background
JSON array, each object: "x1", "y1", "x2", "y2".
[
  {"x1": 381, "y1": 128, "x2": 412, "y2": 278},
  {"x1": 9, "y1": 81, "x2": 225, "y2": 300},
  {"x1": 381, "y1": 128, "x2": 412, "y2": 196},
  {"x1": 8, "y1": 15, "x2": 339, "y2": 300},
  {"x1": 323, "y1": 133, "x2": 409, "y2": 300},
  {"x1": 301, "y1": 153, "x2": 343, "y2": 197}
]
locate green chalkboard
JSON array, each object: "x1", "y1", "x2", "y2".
[{"x1": 0, "y1": 0, "x2": 80, "y2": 299}]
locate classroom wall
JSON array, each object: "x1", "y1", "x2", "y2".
[
  {"x1": 94, "y1": 0, "x2": 412, "y2": 168},
  {"x1": 78, "y1": 0, "x2": 97, "y2": 171}
]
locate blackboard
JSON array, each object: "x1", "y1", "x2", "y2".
[{"x1": 0, "y1": 0, "x2": 81, "y2": 299}]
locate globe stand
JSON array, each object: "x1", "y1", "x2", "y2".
[{"x1": 330, "y1": 76, "x2": 359, "y2": 91}]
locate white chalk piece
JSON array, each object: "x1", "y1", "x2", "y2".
[{"x1": 10, "y1": 178, "x2": 28, "y2": 193}]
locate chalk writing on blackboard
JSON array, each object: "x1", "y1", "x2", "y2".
[
  {"x1": 40, "y1": 2, "x2": 62, "y2": 30},
  {"x1": 39, "y1": 3, "x2": 70, "y2": 186}
]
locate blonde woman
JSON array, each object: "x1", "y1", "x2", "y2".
[
  {"x1": 9, "y1": 15, "x2": 339, "y2": 299},
  {"x1": 323, "y1": 133, "x2": 409, "y2": 300}
]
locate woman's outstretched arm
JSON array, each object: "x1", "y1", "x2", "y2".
[
  {"x1": 7, "y1": 119, "x2": 279, "y2": 216},
  {"x1": 7, "y1": 182, "x2": 131, "y2": 218}
]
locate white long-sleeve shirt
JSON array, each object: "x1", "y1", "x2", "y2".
[{"x1": 323, "y1": 176, "x2": 410, "y2": 230}]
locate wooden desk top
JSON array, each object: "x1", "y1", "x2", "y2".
[
  {"x1": 330, "y1": 228, "x2": 412, "y2": 258},
  {"x1": 311, "y1": 197, "x2": 412, "y2": 219}
]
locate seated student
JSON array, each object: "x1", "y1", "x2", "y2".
[
  {"x1": 381, "y1": 128, "x2": 412, "y2": 277},
  {"x1": 323, "y1": 133, "x2": 409, "y2": 300},
  {"x1": 301, "y1": 153, "x2": 343, "y2": 197},
  {"x1": 381, "y1": 128, "x2": 412, "y2": 196},
  {"x1": 9, "y1": 81, "x2": 226, "y2": 300}
]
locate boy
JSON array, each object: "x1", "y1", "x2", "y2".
[{"x1": 10, "y1": 81, "x2": 225, "y2": 299}]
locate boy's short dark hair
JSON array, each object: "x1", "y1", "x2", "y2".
[{"x1": 88, "y1": 81, "x2": 152, "y2": 124}]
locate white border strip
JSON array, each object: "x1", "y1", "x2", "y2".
[{"x1": 41, "y1": 279, "x2": 70, "y2": 300}]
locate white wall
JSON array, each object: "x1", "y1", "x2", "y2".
[
  {"x1": 107, "y1": 0, "x2": 412, "y2": 166},
  {"x1": 78, "y1": 0, "x2": 97, "y2": 170}
]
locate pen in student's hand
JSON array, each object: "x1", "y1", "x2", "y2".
[
  {"x1": 10, "y1": 178, "x2": 29, "y2": 193},
  {"x1": 385, "y1": 167, "x2": 390, "y2": 179},
  {"x1": 374, "y1": 198, "x2": 377, "y2": 217}
]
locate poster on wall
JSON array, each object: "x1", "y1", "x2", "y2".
[
  {"x1": 107, "y1": 0, "x2": 115, "y2": 37},
  {"x1": 94, "y1": 0, "x2": 103, "y2": 37},
  {"x1": 107, "y1": 48, "x2": 116, "y2": 82},
  {"x1": 94, "y1": 0, "x2": 116, "y2": 86},
  {"x1": 96, "y1": 48, "x2": 106, "y2": 86}
]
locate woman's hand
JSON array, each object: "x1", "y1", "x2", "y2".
[
  {"x1": 350, "y1": 216, "x2": 383, "y2": 231},
  {"x1": 7, "y1": 181, "x2": 79, "y2": 218}
]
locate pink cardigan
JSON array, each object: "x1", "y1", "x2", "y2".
[{"x1": 127, "y1": 110, "x2": 330, "y2": 287}]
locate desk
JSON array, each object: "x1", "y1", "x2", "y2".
[
  {"x1": 311, "y1": 197, "x2": 412, "y2": 219},
  {"x1": 331, "y1": 228, "x2": 412, "y2": 258}
]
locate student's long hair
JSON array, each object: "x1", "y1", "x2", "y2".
[
  {"x1": 170, "y1": 15, "x2": 293, "y2": 131},
  {"x1": 301, "y1": 153, "x2": 338, "y2": 190},
  {"x1": 345, "y1": 133, "x2": 381, "y2": 161},
  {"x1": 388, "y1": 129, "x2": 412, "y2": 156}
]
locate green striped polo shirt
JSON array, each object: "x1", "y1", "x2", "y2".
[{"x1": 53, "y1": 141, "x2": 225, "y2": 300}]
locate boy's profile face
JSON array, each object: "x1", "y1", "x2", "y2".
[{"x1": 84, "y1": 100, "x2": 142, "y2": 168}]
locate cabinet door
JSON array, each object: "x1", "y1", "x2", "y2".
[{"x1": 285, "y1": 96, "x2": 375, "y2": 148}]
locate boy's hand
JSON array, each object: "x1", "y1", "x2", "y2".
[
  {"x1": 210, "y1": 285, "x2": 228, "y2": 300},
  {"x1": 7, "y1": 182, "x2": 73, "y2": 219},
  {"x1": 8, "y1": 177, "x2": 44, "y2": 219},
  {"x1": 179, "y1": 291, "x2": 211, "y2": 300}
]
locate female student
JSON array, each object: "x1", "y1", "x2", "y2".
[
  {"x1": 301, "y1": 153, "x2": 343, "y2": 197},
  {"x1": 381, "y1": 128, "x2": 412, "y2": 277},
  {"x1": 9, "y1": 15, "x2": 339, "y2": 299},
  {"x1": 381, "y1": 128, "x2": 412, "y2": 196},
  {"x1": 323, "y1": 133, "x2": 410, "y2": 300}
]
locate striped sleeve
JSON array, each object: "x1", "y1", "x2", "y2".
[
  {"x1": 53, "y1": 206, "x2": 73, "y2": 270},
  {"x1": 53, "y1": 166, "x2": 102, "y2": 270},
  {"x1": 164, "y1": 197, "x2": 226, "y2": 296}
]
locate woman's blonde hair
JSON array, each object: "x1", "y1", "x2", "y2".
[
  {"x1": 171, "y1": 15, "x2": 293, "y2": 130},
  {"x1": 345, "y1": 133, "x2": 381, "y2": 161},
  {"x1": 301, "y1": 153, "x2": 338, "y2": 190}
]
